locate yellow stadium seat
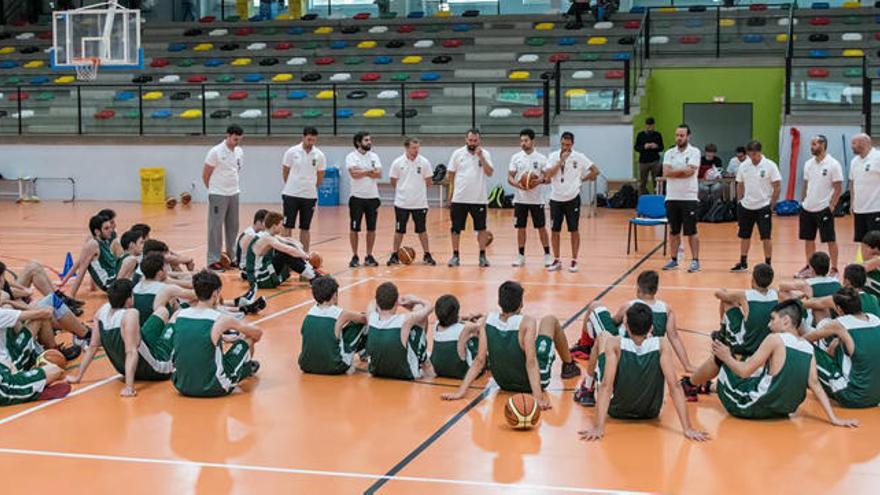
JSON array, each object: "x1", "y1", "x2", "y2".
[
  {"x1": 843, "y1": 49, "x2": 864, "y2": 57},
  {"x1": 434, "y1": 10, "x2": 451, "y2": 17},
  {"x1": 587, "y1": 36, "x2": 607, "y2": 45},
  {"x1": 719, "y1": 19, "x2": 735, "y2": 27},
  {"x1": 54, "y1": 75, "x2": 76, "y2": 84},
  {"x1": 775, "y1": 34, "x2": 789, "y2": 42},
  {"x1": 314, "y1": 26, "x2": 333, "y2": 34},
  {"x1": 316, "y1": 90, "x2": 336, "y2": 99},
  {"x1": 272, "y1": 73, "x2": 294, "y2": 82},
  {"x1": 357, "y1": 40, "x2": 377, "y2": 49},
  {"x1": 842, "y1": 1, "x2": 860, "y2": 7},
  {"x1": 364, "y1": 108, "x2": 386, "y2": 118},
  {"x1": 402, "y1": 55, "x2": 423, "y2": 64},
  {"x1": 534, "y1": 22, "x2": 554, "y2": 30},
  {"x1": 0, "y1": 47, "x2": 14, "y2": 55},
  {"x1": 276, "y1": 12, "x2": 293, "y2": 19},
  {"x1": 658, "y1": 7, "x2": 677, "y2": 12},
  {"x1": 179, "y1": 109, "x2": 202, "y2": 119},
  {"x1": 23, "y1": 60, "x2": 44, "y2": 69},
  {"x1": 565, "y1": 88, "x2": 587, "y2": 97},
  {"x1": 231, "y1": 57, "x2": 252, "y2": 66},
  {"x1": 508, "y1": 71, "x2": 530, "y2": 80},
  {"x1": 193, "y1": 43, "x2": 213, "y2": 52},
  {"x1": 143, "y1": 91, "x2": 164, "y2": 100}
]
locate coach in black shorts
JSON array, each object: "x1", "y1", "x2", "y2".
[
  {"x1": 346, "y1": 131, "x2": 382, "y2": 268},
  {"x1": 850, "y1": 133, "x2": 880, "y2": 243},
  {"x1": 281, "y1": 127, "x2": 326, "y2": 252},
  {"x1": 796, "y1": 135, "x2": 843, "y2": 278},
  {"x1": 447, "y1": 129, "x2": 494, "y2": 268},
  {"x1": 731, "y1": 141, "x2": 782, "y2": 272},
  {"x1": 508, "y1": 129, "x2": 552, "y2": 268},
  {"x1": 661, "y1": 124, "x2": 702, "y2": 273},
  {"x1": 387, "y1": 137, "x2": 437, "y2": 266}
]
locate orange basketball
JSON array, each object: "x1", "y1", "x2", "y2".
[
  {"x1": 180, "y1": 191, "x2": 192, "y2": 206},
  {"x1": 397, "y1": 246, "x2": 416, "y2": 265},
  {"x1": 165, "y1": 197, "x2": 177, "y2": 209},
  {"x1": 504, "y1": 393, "x2": 540, "y2": 430},
  {"x1": 309, "y1": 252, "x2": 322, "y2": 269},
  {"x1": 219, "y1": 252, "x2": 233, "y2": 269},
  {"x1": 518, "y1": 170, "x2": 542, "y2": 190},
  {"x1": 36, "y1": 349, "x2": 68, "y2": 369}
]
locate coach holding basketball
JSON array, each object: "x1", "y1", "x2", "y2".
[
  {"x1": 203, "y1": 124, "x2": 244, "y2": 271},
  {"x1": 850, "y1": 133, "x2": 880, "y2": 243},
  {"x1": 447, "y1": 129, "x2": 494, "y2": 268},
  {"x1": 661, "y1": 124, "x2": 702, "y2": 273}
]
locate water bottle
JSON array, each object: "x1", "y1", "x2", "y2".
[{"x1": 677, "y1": 244, "x2": 685, "y2": 263}]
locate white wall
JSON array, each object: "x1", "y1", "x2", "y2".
[{"x1": 778, "y1": 124, "x2": 862, "y2": 200}]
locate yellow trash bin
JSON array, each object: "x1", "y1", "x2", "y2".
[{"x1": 140, "y1": 167, "x2": 166, "y2": 204}]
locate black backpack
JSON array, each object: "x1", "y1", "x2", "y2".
[
  {"x1": 834, "y1": 190, "x2": 851, "y2": 217},
  {"x1": 702, "y1": 199, "x2": 736, "y2": 223},
  {"x1": 608, "y1": 184, "x2": 638, "y2": 209},
  {"x1": 432, "y1": 164, "x2": 447, "y2": 184}
]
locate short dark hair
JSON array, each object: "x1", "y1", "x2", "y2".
[
  {"x1": 311, "y1": 276, "x2": 339, "y2": 304},
  {"x1": 560, "y1": 131, "x2": 574, "y2": 142},
  {"x1": 89, "y1": 214, "x2": 108, "y2": 236},
  {"x1": 97, "y1": 208, "x2": 116, "y2": 220},
  {"x1": 466, "y1": 128, "x2": 481, "y2": 137},
  {"x1": 192, "y1": 270, "x2": 222, "y2": 301},
  {"x1": 746, "y1": 140, "x2": 762, "y2": 152},
  {"x1": 833, "y1": 287, "x2": 862, "y2": 315},
  {"x1": 435, "y1": 294, "x2": 461, "y2": 328},
  {"x1": 226, "y1": 124, "x2": 244, "y2": 136},
  {"x1": 404, "y1": 136, "x2": 420, "y2": 147},
  {"x1": 636, "y1": 270, "x2": 659, "y2": 296},
  {"x1": 129, "y1": 223, "x2": 151, "y2": 238},
  {"x1": 142, "y1": 239, "x2": 169, "y2": 257},
  {"x1": 353, "y1": 131, "x2": 370, "y2": 149},
  {"x1": 626, "y1": 302, "x2": 653, "y2": 337},
  {"x1": 705, "y1": 143, "x2": 717, "y2": 153},
  {"x1": 263, "y1": 211, "x2": 283, "y2": 229},
  {"x1": 676, "y1": 123, "x2": 691, "y2": 135},
  {"x1": 140, "y1": 253, "x2": 166, "y2": 280},
  {"x1": 814, "y1": 134, "x2": 828, "y2": 148},
  {"x1": 498, "y1": 281, "x2": 524, "y2": 314},
  {"x1": 809, "y1": 251, "x2": 831, "y2": 277},
  {"x1": 844, "y1": 264, "x2": 867, "y2": 289},
  {"x1": 645, "y1": 117, "x2": 655, "y2": 125},
  {"x1": 753, "y1": 263, "x2": 774, "y2": 289},
  {"x1": 735, "y1": 146, "x2": 747, "y2": 154},
  {"x1": 375, "y1": 282, "x2": 399, "y2": 311},
  {"x1": 519, "y1": 128, "x2": 535, "y2": 140},
  {"x1": 863, "y1": 230, "x2": 880, "y2": 250},
  {"x1": 772, "y1": 299, "x2": 803, "y2": 329},
  {"x1": 253, "y1": 209, "x2": 269, "y2": 224},
  {"x1": 120, "y1": 230, "x2": 143, "y2": 251},
  {"x1": 107, "y1": 278, "x2": 134, "y2": 309},
  {"x1": 303, "y1": 126, "x2": 319, "y2": 136}
]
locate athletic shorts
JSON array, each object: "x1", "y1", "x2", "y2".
[
  {"x1": 716, "y1": 365, "x2": 796, "y2": 419},
  {"x1": 854, "y1": 212, "x2": 880, "y2": 243},
  {"x1": 35, "y1": 294, "x2": 70, "y2": 320},
  {"x1": 0, "y1": 367, "x2": 47, "y2": 406},
  {"x1": 394, "y1": 207, "x2": 428, "y2": 234},
  {"x1": 282, "y1": 195, "x2": 317, "y2": 230},
  {"x1": 134, "y1": 314, "x2": 174, "y2": 381},
  {"x1": 450, "y1": 203, "x2": 487, "y2": 233},
  {"x1": 513, "y1": 203, "x2": 546, "y2": 229},
  {"x1": 665, "y1": 200, "x2": 699, "y2": 236},
  {"x1": 491, "y1": 335, "x2": 555, "y2": 392},
  {"x1": 737, "y1": 204, "x2": 772, "y2": 240},
  {"x1": 799, "y1": 208, "x2": 836, "y2": 243},
  {"x1": 587, "y1": 306, "x2": 622, "y2": 337},
  {"x1": 174, "y1": 340, "x2": 254, "y2": 398},
  {"x1": 549, "y1": 197, "x2": 581, "y2": 232},
  {"x1": 348, "y1": 197, "x2": 380, "y2": 232}
]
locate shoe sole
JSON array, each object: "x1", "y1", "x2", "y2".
[{"x1": 730, "y1": 268, "x2": 749, "y2": 273}]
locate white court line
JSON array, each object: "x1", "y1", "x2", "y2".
[
  {"x1": 0, "y1": 375, "x2": 120, "y2": 427},
  {"x1": 0, "y1": 447, "x2": 652, "y2": 494},
  {"x1": 342, "y1": 276, "x2": 719, "y2": 292}
]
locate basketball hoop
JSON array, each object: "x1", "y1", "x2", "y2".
[{"x1": 72, "y1": 57, "x2": 100, "y2": 81}]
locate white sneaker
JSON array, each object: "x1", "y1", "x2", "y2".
[
  {"x1": 512, "y1": 255, "x2": 526, "y2": 267},
  {"x1": 547, "y1": 259, "x2": 562, "y2": 272},
  {"x1": 544, "y1": 253, "x2": 553, "y2": 267},
  {"x1": 568, "y1": 260, "x2": 579, "y2": 273}
]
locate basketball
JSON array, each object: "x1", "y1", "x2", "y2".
[
  {"x1": 165, "y1": 197, "x2": 177, "y2": 209},
  {"x1": 219, "y1": 252, "x2": 233, "y2": 269},
  {"x1": 398, "y1": 246, "x2": 416, "y2": 265},
  {"x1": 518, "y1": 170, "x2": 542, "y2": 190},
  {"x1": 36, "y1": 349, "x2": 68, "y2": 369},
  {"x1": 180, "y1": 191, "x2": 192, "y2": 206},
  {"x1": 504, "y1": 393, "x2": 540, "y2": 429},
  {"x1": 309, "y1": 252, "x2": 322, "y2": 269}
]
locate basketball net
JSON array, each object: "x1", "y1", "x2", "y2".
[{"x1": 73, "y1": 57, "x2": 100, "y2": 81}]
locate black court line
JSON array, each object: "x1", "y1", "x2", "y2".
[{"x1": 363, "y1": 241, "x2": 665, "y2": 494}]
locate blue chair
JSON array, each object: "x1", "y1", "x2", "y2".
[
  {"x1": 373, "y1": 55, "x2": 392, "y2": 65},
  {"x1": 167, "y1": 42, "x2": 187, "y2": 52},
  {"x1": 627, "y1": 194, "x2": 668, "y2": 255},
  {"x1": 452, "y1": 23, "x2": 471, "y2": 32},
  {"x1": 421, "y1": 71, "x2": 440, "y2": 81},
  {"x1": 243, "y1": 73, "x2": 264, "y2": 82},
  {"x1": 407, "y1": 11, "x2": 424, "y2": 18},
  {"x1": 330, "y1": 40, "x2": 348, "y2": 49},
  {"x1": 558, "y1": 37, "x2": 576, "y2": 46},
  {"x1": 613, "y1": 52, "x2": 631, "y2": 61},
  {"x1": 742, "y1": 34, "x2": 763, "y2": 43},
  {"x1": 809, "y1": 49, "x2": 829, "y2": 58},
  {"x1": 287, "y1": 90, "x2": 308, "y2": 100},
  {"x1": 30, "y1": 76, "x2": 49, "y2": 85}
]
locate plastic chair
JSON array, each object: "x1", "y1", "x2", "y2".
[{"x1": 627, "y1": 194, "x2": 668, "y2": 255}]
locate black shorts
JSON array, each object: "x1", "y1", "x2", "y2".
[
  {"x1": 854, "y1": 212, "x2": 880, "y2": 243},
  {"x1": 665, "y1": 200, "x2": 699, "y2": 236},
  {"x1": 272, "y1": 249, "x2": 307, "y2": 275},
  {"x1": 282, "y1": 195, "x2": 317, "y2": 230},
  {"x1": 349, "y1": 197, "x2": 380, "y2": 232},
  {"x1": 394, "y1": 206, "x2": 428, "y2": 234},
  {"x1": 450, "y1": 203, "x2": 487, "y2": 233},
  {"x1": 549, "y1": 197, "x2": 581, "y2": 232},
  {"x1": 799, "y1": 208, "x2": 836, "y2": 243},
  {"x1": 737, "y1": 204, "x2": 772, "y2": 240},
  {"x1": 513, "y1": 203, "x2": 546, "y2": 229}
]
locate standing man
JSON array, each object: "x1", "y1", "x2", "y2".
[
  {"x1": 634, "y1": 117, "x2": 664, "y2": 195},
  {"x1": 731, "y1": 140, "x2": 782, "y2": 272},
  {"x1": 203, "y1": 124, "x2": 244, "y2": 272},
  {"x1": 797, "y1": 135, "x2": 843, "y2": 279},
  {"x1": 447, "y1": 129, "x2": 494, "y2": 268},
  {"x1": 346, "y1": 131, "x2": 382, "y2": 268},
  {"x1": 850, "y1": 133, "x2": 880, "y2": 244},
  {"x1": 661, "y1": 124, "x2": 702, "y2": 273},
  {"x1": 544, "y1": 131, "x2": 599, "y2": 273},
  {"x1": 387, "y1": 137, "x2": 437, "y2": 266},
  {"x1": 508, "y1": 128, "x2": 552, "y2": 268},
  {"x1": 281, "y1": 126, "x2": 326, "y2": 253}
]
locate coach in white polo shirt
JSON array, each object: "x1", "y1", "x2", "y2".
[
  {"x1": 797, "y1": 135, "x2": 843, "y2": 278},
  {"x1": 447, "y1": 129, "x2": 494, "y2": 268},
  {"x1": 731, "y1": 140, "x2": 782, "y2": 272},
  {"x1": 281, "y1": 126, "x2": 326, "y2": 252},
  {"x1": 850, "y1": 133, "x2": 880, "y2": 243},
  {"x1": 346, "y1": 131, "x2": 382, "y2": 268},
  {"x1": 202, "y1": 124, "x2": 244, "y2": 271},
  {"x1": 387, "y1": 137, "x2": 437, "y2": 266},
  {"x1": 661, "y1": 124, "x2": 702, "y2": 273},
  {"x1": 508, "y1": 128, "x2": 552, "y2": 268},
  {"x1": 543, "y1": 131, "x2": 599, "y2": 273}
]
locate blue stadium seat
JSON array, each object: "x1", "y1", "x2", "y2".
[
  {"x1": 29, "y1": 76, "x2": 49, "y2": 85},
  {"x1": 742, "y1": 34, "x2": 763, "y2": 43},
  {"x1": 243, "y1": 74, "x2": 264, "y2": 82},
  {"x1": 151, "y1": 109, "x2": 173, "y2": 119},
  {"x1": 168, "y1": 42, "x2": 187, "y2": 52},
  {"x1": 287, "y1": 90, "x2": 308, "y2": 100},
  {"x1": 204, "y1": 58, "x2": 225, "y2": 67},
  {"x1": 809, "y1": 49, "x2": 829, "y2": 58},
  {"x1": 336, "y1": 108, "x2": 354, "y2": 118},
  {"x1": 331, "y1": 40, "x2": 349, "y2": 49},
  {"x1": 452, "y1": 23, "x2": 471, "y2": 32},
  {"x1": 407, "y1": 11, "x2": 425, "y2": 18},
  {"x1": 114, "y1": 91, "x2": 135, "y2": 102},
  {"x1": 421, "y1": 71, "x2": 440, "y2": 81},
  {"x1": 287, "y1": 26, "x2": 305, "y2": 35},
  {"x1": 613, "y1": 52, "x2": 631, "y2": 60},
  {"x1": 558, "y1": 37, "x2": 576, "y2": 46},
  {"x1": 373, "y1": 55, "x2": 392, "y2": 64},
  {"x1": 811, "y1": 2, "x2": 830, "y2": 8}
]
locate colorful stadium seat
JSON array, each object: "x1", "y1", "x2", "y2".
[
  {"x1": 719, "y1": 18, "x2": 735, "y2": 27},
  {"x1": 247, "y1": 42, "x2": 267, "y2": 51},
  {"x1": 749, "y1": 3, "x2": 768, "y2": 10},
  {"x1": 150, "y1": 58, "x2": 170, "y2": 68},
  {"x1": 742, "y1": 34, "x2": 763, "y2": 43},
  {"x1": 650, "y1": 36, "x2": 670, "y2": 44},
  {"x1": 341, "y1": 26, "x2": 360, "y2": 34},
  {"x1": 442, "y1": 39, "x2": 462, "y2": 48},
  {"x1": 397, "y1": 24, "x2": 416, "y2": 33},
  {"x1": 843, "y1": 49, "x2": 865, "y2": 57},
  {"x1": 518, "y1": 54, "x2": 539, "y2": 63},
  {"x1": 216, "y1": 74, "x2": 235, "y2": 83},
  {"x1": 354, "y1": 12, "x2": 371, "y2": 20},
  {"x1": 7, "y1": 91, "x2": 28, "y2": 101},
  {"x1": 316, "y1": 90, "x2": 335, "y2": 100},
  {"x1": 410, "y1": 89, "x2": 430, "y2": 100},
  {"x1": 842, "y1": 33, "x2": 863, "y2": 41},
  {"x1": 115, "y1": 92, "x2": 136, "y2": 102},
  {"x1": 287, "y1": 57, "x2": 307, "y2": 66},
  {"x1": 605, "y1": 70, "x2": 624, "y2": 79},
  {"x1": 314, "y1": 26, "x2": 333, "y2": 34},
  {"x1": 421, "y1": 72, "x2": 440, "y2": 81},
  {"x1": 624, "y1": 20, "x2": 641, "y2": 29},
  {"x1": 0, "y1": 47, "x2": 13, "y2": 55},
  {"x1": 386, "y1": 40, "x2": 405, "y2": 48},
  {"x1": 594, "y1": 21, "x2": 613, "y2": 29},
  {"x1": 344, "y1": 56, "x2": 364, "y2": 65},
  {"x1": 94, "y1": 109, "x2": 116, "y2": 120},
  {"x1": 199, "y1": 91, "x2": 220, "y2": 100},
  {"x1": 432, "y1": 55, "x2": 452, "y2": 64},
  {"x1": 209, "y1": 29, "x2": 228, "y2": 36},
  {"x1": 235, "y1": 27, "x2": 255, "y2": 36},
  {"x1": 347, "y1": 90, "x2": 368, "y2": 99},
  {"x1": 452, "y1": 23, "x2": 471, "y2": 32},
  {"x1": 228, "y1": 91, "x2": 249, "y2": 100},
  {"x1": 809, "y1": 33, "x2": 829, "y2": 42},
  {"x1": 508, "y1": 71, "x2": 530, "y2": 80},
  {"x1": 160, "y1": 75, "x2": 181, "y2": 83},
  {"x1": 231, "y1": 58, "x2": 252, "y2": 66},
  {"x1": 558, "y1": 37, "x2": 576, "y2": 46},
  {"x1": 271, "y1": 109, "x2": 293, "y2": 119},
  {"x1": 287, "y1": 90, "x2": 308, "y2": 100},
  {"x1": 200, "y1": 16, "x2": 216, "y2": 23},
  {"x1": 807, "y1": 68, "x2": 830, "y2": 78},
  {"x1": 361, "y1": 72, "x2": 381, "y2": 81},
  {"x1": 402, "y1": 55, "x2": 423, "y2": 64},
  {"x1": 177, "y1": 59, "x2": 196, "y2": 67},
  {"x1": 680, "y1": 35, "x2": 701, "y2": 44},
  {"x1": 180, "y1": 109, "x2": 202, "y2": 119},
  {"x1": 29, "y1": 76, "x2": 49, "y2": 85},
  {"x1": 35, "y1": 92, "x2": 54, "y2": 102},
  {"x1": 23, "y1": 60, "x2": 43, "y2": 69},
  {"x1": 151, "y1": 109, "x2": 173, "y2": 119},
  {"x1": 194, "y1": 43, "x2": 214, "y2": 51},
  {"x1": 220, "y1": 43, "x2": 239, "y2": 51},
  {"x1": 778, "y1": 18, "x2": 797, "y2": 26},
  {"x1": 378, "y1": 90, "x2": 399, "y2": 99},
  {"x1": 315, "y1": 57, "x2": 336, "y2": 65},
  {"x1": 275, "y1": 42, "x2": 293, "y2": 50},
  {"x1": 548, "y1": 53, "x2": 570, "y2": 63},
  {"x1": 187, "y1": 74, "x2": 208, "y2": 83},
  {"x1": 526, "y1": 37, "x2": 546, "y2": 46},
  {"x1": 844, "y1": 67, "x2": 862, "y2": 77},
  {"x1": 619, "y1": 36, "x2": 636, "y2": 45},
  {"x1": 391, "y1": 72, "x2": 410, "y2": 81},
  {"x1": 168, "y1": 42, "x2": 187, "y2": 52},
  {"x1": 272, "y1": 73, "x2": 293, "y2": 82},
  {"x1": 414, "y1": 39, "x2": 434, "y2": 48},
  {"x1": 396, "y1": 109, "x2": 418, "y2": 118},
  {"x1": 358, "y1": 40, "x2": 377, "y2": 49},
  {"x1": 534, "y1": 22, "x2": 554, "y2": 30},
  {"x1": 239, "y1": 109, "x2": 262, "y2": 119},
  {"x1": 259, "y1": 58, "x2": 279, "y2": 66},
  {"x1": 522, "y1": 107, "x2": 543, "y2": 118},
  {"x1": 587, "y1": 37, "x2": 607, "y2": 45},
  {"x1": 565, "y1": 88, "x2": 587, "y2": 97},
  {"x1": 572, "y1": 70, "x2": 594, "y2": 79},
  {"x1": 407, "y1": 11, "x2": 424, "y2": 18},
  {"x1": 288, "y1": 27, "x2": 305, "y2": 35},
  {"x1": 373, "y1": 56, "x2": 392, "y2": 64},
  {"x1": 364, "y1": 108, "x2": 386, "y2": 118},
  {"x1": 809, "y1": 49, "x2": 829, "y2": 58},
  {"x1": 775, "y1": 34, "x2": 790, "y2": 42},
  {"x1": 369, "y1": 26, "x2": 388, "y2": 33},
  {"x1": 210, "y1": 109, "x2": 232, "y2": 119},
  {"x1": 330, "y1": 73, "x2": 352, "y2": 81},
  {"x1": 302, "y1": 72, "x2": 322, "y2": 81},
  {"x1": 489, "y1": 108, "x2": 512, "y2": 118},
  {"x1": 810, "y1": 17, "x2": 831, "y2": 26}
]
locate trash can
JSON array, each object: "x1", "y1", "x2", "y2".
[
  {"x1": 317, "y1": 167, "x2": 340, "y2": 206},
  {"x1": 140, "y1": 167, "x2": 166, "y2": 204}
]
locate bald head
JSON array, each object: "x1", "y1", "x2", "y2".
[{"x1": 852, "y1": 133, "x2": 872, "y2": 157}]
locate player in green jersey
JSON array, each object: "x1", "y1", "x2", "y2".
[
  {"x1": 431, "y1": 294, "x2": 485, "y2": 380},
  {"x1": 0, "y1": 307, "x2": 68, "y2": 406},
  {"x1": 298, "y1": 276, "x2": 367, "y2": 375},
  {"x1": 116, "y1": 229, "x2": 145, "y2": 283},
  {"x1": 860, "y1": 231, "x2": 880, "y2": 298},
  {"x1": 243, "y1": 211, "x2": 318, "y2": 299},
  {"x1": 779, "y1": 252, "x2": 841, "y2": 328},
  {"x1": 61, "y1": 214, "x2": 121, "y2": 297},
  {"x1": 365, "y1": 281, "x2": 434, "y2": 380},
  {"x1": 803, "y1": 264, "x2": 880, "y2": 320}
]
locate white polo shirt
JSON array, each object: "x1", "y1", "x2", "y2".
[
  {"x1": 390, "y1": 154, "x2": 432, "y2": 209},
  {"x1": 281, "y1": 143, "x2": 327, "y2": 199},
  {"x1": 545, "y1": 149, "x2": 595, "y2": 202},
  {"x1": 204, "y1": 141, "x2": 243, "y2": 196},
  {"x1": 662, "y1": 144, "x2": 701, "y2": 201},
  {"x1": 345, "y1": 150, "x2": 382, "y2": 199},
  {"x1": 736, "y1": 156, "x2": 782, "y2": 210},
  {"x1": 850, "y1": 147, "x2": 880, "y2": 214},
  {"x1": 802, "y1": 154, "x2": 843, "y2": 213},
  {"x1": 509, "y1": 150, "x2": 547, "y2": 205},
  {"x1": 448, "y1": 146, "x2": 493, "y2": 204}
]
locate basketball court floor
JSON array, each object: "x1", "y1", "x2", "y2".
[{"x1": 0, "y1": 201, "x2": 877, "y2": 494}]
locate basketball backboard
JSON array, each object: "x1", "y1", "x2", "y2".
[{"x1": 51, "y1": 0, "x2": 143, "y2": 77}]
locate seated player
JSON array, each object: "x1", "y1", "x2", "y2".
[
  {"x1": 779, "y1": 252, "x2": 841, "y2": 328},
  {"x1": 860, "y1": 230, "x2": 880, "y2": 298},
  {"x1": 578, "y1": 303, "x2": 709, "y2": 441},
  {"x1": 236, "y1": 209, "x2": 269, "y2": 277},
  {"x1": 244, "y1": 211, "x2": 318, "y2": 292},
  {"x1": 60, "y1": 214, "x2": 119, "y2": 297},
  {"x1": 803, "y1": 264, "x2": 880, "y2": 319},
  {"x1": 69, "y1": 279, "x2": 176, "y2": 397},
  {"x1": 172, "y1": 270, "x2": 263, "y2": 398},
  {"x1": 806, "y1": 288, "x2": 880, "y2": 408},
  {"x1": 3, "y1": 258, "x2": 83, "y2": 316},
  {"x1": 442, "y1": 281, "x2": 581, "y2": 409},
  {"x1": 365, "y1": 282, "x2": 435, "y2": 380},
  {"x1": 0, "y1": 306, "x2": 54, "y2": 372},
  {"x1": 131, "y1": 223, "x2": 195, "y2": 273},
  {"x1": 0, "y1": 309, "x2": 68, "y2": 406},
  {"x1": 690, "y1": 299, "x2": 858, "y2": 426},
  {"x1": 132, "y1": 253, "x2": 194, "y2": 326},
  {"x1": 142, "y1": 239, "x2": 193, "y2": 288},
  {"x1": 96, "y1": 208, "x2": 122, "y2": 256},
  {"x1": 116, "y1": 229, "x2": 145, "y2": 283},
  {"x1": 298, "y1": 276, "x2": 368, "y2": 375},
  {"x1": 431, "y1": 294, "x2": 485, "y2": 380}
]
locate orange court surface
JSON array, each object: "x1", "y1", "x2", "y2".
[{"x1": 1, "y1": 201, "x2": 878, "y2": 495}]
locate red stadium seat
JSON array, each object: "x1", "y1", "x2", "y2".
[
  {"x1": 548, "y1": 53, "x2": 570, "y2": 62},
  {"x1": 235, "y1": 27, "x2": 255, "y2": 36},
  {"x1": 410, "y1": 89, "x2": 430, "y2": 99},
  {"x1": 810, "y1": 17, "x2": 831, "y2": 26},
  {"x1": 199, "y1": 16, "x2": 216, "y2": 23},
  {"x1": 749, "y1": 3, "x2": 768, "y2": 10},
  {"x1": 315, "y1": 56, "x2": 336, "y2": 65},
  {"x1": 94, "y1": 109, "x2": 116, "y2": 120},
  {"x1": 228, "y1": 90, "x2": 249, "y2": 100},
  {"x1": 150, "y1": 58, "x2": 170, "y2": 68},
  {"x1": 441, "y1": 39, "x2": 463, "y2": 48},
  {"x1": 271, "y1": 109, "x2": 293, "y2": 119},
  {"x1": 360, "y1": 72, "x2": 381, "y2": 81},
  {"x1": 353, "y1": 12, "x2": 371, "y2": 20},
  {"x1": 624, "y1": 20, "x2": 641, "y2": 29},
  {"x1": 522, "y1": 107, "x2": 544, "y2": 118},
  {"x1": 8, "y1": 92, "x2": 29, "y2": 101},
  {"x1": 275, "y1": 42, "x2": 294, "y2": 50},
  {"x1": 605, "y1": 69, "x2": 625, "y2": 79},
  {"x1": 397, "y1": 24, "x2": 416, "y2": 33},
  {"x1": 807, "y1": 67, "x2": 830, "y2": 78},
  {"x1": 680, "y1": 35, "x2": 701, "y2": 44},
  {"x1": 187, "y1": 74, "x2": 208, "y2": 83}
]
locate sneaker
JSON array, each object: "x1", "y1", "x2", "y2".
[
  {"x1": 72, "y1": 328, "x2": 92, "y2": 350},
  {"x1": 698, "y1": 380, "x2": 713, "y2": 395},
  {"x1": 386, "y1": 253, "x2": 400, "y2": 266},
  {"x1": 795, "y1": 265, "x2": 814, "y2": 279},
  {"x1": 39, "y1": 382, "x2": 72, "y2": 401},
  {"x1": 730, "y1": 261, "x2": 749, "y2": 273},
  {"x1": 249, "y1": 360, "x2": 261, "y2": 375},
  {"x1": 544, "y1": 253, "x2": 553, "y2": 267},
  {"x1": 479, "y1": 254, "x2": 490, "y2": 268},
  {"x1": 568, "y1": 260, "x2": 579, "y2": 273},
  {"x1": 349, "y1": 255, "x2": 360, "y2": 268},
  {"x1": 687, "y1": 260, "x2": 701, "y2": 273},
  {"x1": 662, "y1": 259, "x2": 679, "y2": 271},
  {"x1": 235, "y1": 285, "x2": 257, "y2": 306},
  {"x1": 680, "y1": 377, "x2": 699, "y2": 402},
  {"x1": 55, "y1": 291, "x2": 83, "y2": 308},
  {"x1": 547, "y1": 259, "x2": 562, "y2": 272},
  {"x1": 447, "y1": 255, "x2": 460, "y2": 267},
  {"x1": 423, "y1": 253, "x2": 437, "y2": 266},
  {"x1": 512, "y1": 254, "x2": 526, "y2": 267},
  {"x1": 208, "y1": 262, "x2": 225, "y2": 272},
  {"x1": 59, "y1": 344, "x2": 82, "y2": 361},
  {"x1": 569, "y1": 344, "x2": 592, "y2": 360},
  {"x1": 364, "y1": 254, "x2": 379, "y2": 267},
  {"x1": 240, "y1": 296, "x2": 266, "y2": 315},
  {"x1": 573, "y1": 383, "x2": 595, "y2": 407},
  {"x1": 561, "y1": 361, "x2": 581, "y2": 379}
]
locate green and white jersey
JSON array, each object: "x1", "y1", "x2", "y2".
[
  {"x1": 298, "y1": 304, "x2": 366, "y2": 375},
  {"x1": 132, "y1": 279, "x2": 166, "y2": 327},
  {"x1": 866, "y1": 268, "x2": 880, "y2": 299},
  {"x1": 718, "y1": 333, "x2": 813, "y2": 419},
  {"x1": 172, "y1": 307, "x2": 250, "y2": 397},
  {"x1": 0, "y1": 363, "x2": 46, "y2": 406},
  {"x1": 0, "y1": 326, "x2": 41, "y2": 371},
  {"x1": 630, "y1": 299, "x2": 669, "y2": 337},
  {"x1": 815, "y1": 313, "x2": 880, "y2": 408},
  {"x1": 96, "y1": 303, "x2": 174, "y2": 381},
  {"x1": 430, "y1": 322, "x2": 479, "y2": 380},
  {"x1": 485, "y1": 312, "x2": 554, "y2": 393},
  {"x1": 88, "y1": 238, "x2": 120, "y2": 291},
  {"x1": 236, "y1": 226, "x2": 256, "y2": 269},
  {"x1": 245, "y1": 233, "x2": 288, "y2": 289},
  {"x1": 860, "y1": 290, "x2": 880, "y2": 319},
  {"x1": 722, "y1": 289, "x2": 778, "y2": 356},
  {"x1": 808, "y1": 276, "x2": 842, "y2": 298},
  {"x1": 118, "y1": 253, "x2": 142, "y2": 285},
  {"x1": 588, "y1": 300, "x2": 669, "y2": 338},
  {"x1": 366, "y1": 312, "x2": 427, "y2": 380},
  {"x1": 596, "y1": 336, "x2": 664, "y2": 420}
]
